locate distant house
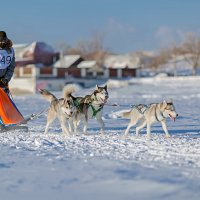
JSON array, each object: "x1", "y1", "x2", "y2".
[
  {"x1": 54, "y1": 54, "x2": 83, "y2": 78},
  {"x1": 54, "y1": 54, "x2": 83, "y2": 68},
  {"x1": 14, "y1": 41, "x2": 59, "y2": 67},
  {"x1": 77, "y1": 60, "x2": 105, "y2": 78},
  {"x1": 104, "y1": 54, "x2": 141, "y2": 78}
]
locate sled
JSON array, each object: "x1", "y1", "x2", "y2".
[
  {"x1": 0, "y1": 87, "x2": 25, "y2": 132},
  {"x1": 0, "y1": 124, "x2": 28, "y2": 132}
]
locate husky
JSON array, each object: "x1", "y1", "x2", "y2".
[
  {"x1": 123, "y1": 100, "x2": 178, "y2": 138},
  {"x1": 39, "y1": 85, "x2": 76, "y2": 135},
  {"x1": 70, "y1": 85, "x2": 109, "y2": 135}
]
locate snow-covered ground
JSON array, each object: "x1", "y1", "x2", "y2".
[{"x1": 1, "y1": 76, "x2": 200, "y2": 200}]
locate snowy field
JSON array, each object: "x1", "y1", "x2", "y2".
[{"x1": 1, "y1": 76, "x2": 200, "y2": 200}]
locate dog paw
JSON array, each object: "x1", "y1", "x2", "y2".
[
  {"x1": 100, "y1": 131, "x2": 105, "y2": 136},
  {"x1": 62, "y1": 132, "x2": 70, "y2": 137},
  {"x1": 146, "y1": 135, "x2": 151, "y2": 140},
  {"x1": 135, "y1": 134, "x2": 139, "y2": 138},
  {"x1": 121, "y1": 134, "x2": 128, "y2": 139},
  {"x1": 165, "y1": 134, "x2": 171, "y2": 138}
]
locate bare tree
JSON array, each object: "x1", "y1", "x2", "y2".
[
  {"x1": 54, "y1": 42, "x2": 71, "y2": 55},
  {"x1": 147, "y1": 48, "x2": 171, "y2": 72},
  {"x1": 181, "y1": 32, "x2": 200, "y2": 75},
  {"x1": 170, "y1": 43, "x2": 184, "y2": 76}
]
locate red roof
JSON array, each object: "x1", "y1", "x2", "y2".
[{"x1": 19, "y1": 42, "x2": 59, "y2": 66}]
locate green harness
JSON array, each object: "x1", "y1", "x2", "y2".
[
  {"x1": 89, "y1": 104, "x2": 103, "y2": 117},
  {"x1": 74, "y1": 97, "x2": 103, "y2": 117}
]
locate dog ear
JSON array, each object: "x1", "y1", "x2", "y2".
[
  {"x1": 62, "y1": 98, "x2": 70, "y2": 106},
  {"x1": 104, "y1": 85, "x2": 107, "y2": 90},
  {"x1": 96, "y1": 84, "x2": 99, "y2": 90},
  {"x1": 161, "y1": 100, "x2": 167, "y2": 109},
  {"x1": 62, "y1": 98, "x2": 66, "y2": 106}
]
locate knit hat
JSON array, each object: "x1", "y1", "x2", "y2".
[{"x1": 0, "y1": 31, "x2": 8, "y2": 42}]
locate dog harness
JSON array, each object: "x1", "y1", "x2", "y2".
[
  {"x1": 90, "y1": 94, "x2": 104, "y2": 117},
  {"x1": 74, "y1": 94, "x2": 103, "y2": 117},
  {"x1": 132, "y1": 103, "x2": 166, "y2": 122},
  {"x1": 89, "y1": 104, "x2": 103, "y2": 117},
  {"x1": 131, "y1": 104, "x2": 149, "y2": 115}
]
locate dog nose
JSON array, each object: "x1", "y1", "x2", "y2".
[{"x1": 70, "y1": 111, "x2": 73, "y2": 115}]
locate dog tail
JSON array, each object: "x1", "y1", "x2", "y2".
[
  {"x1": 122, "y1": 110, "x2": 132, "y2": 118},
  {"x1": 39, "y1": 89, "x2": 57, "y2": 102},
  {"x1": 63, "y1": 84, "x2": 76, "y2": 99}
]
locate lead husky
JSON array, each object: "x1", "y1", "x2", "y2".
[
  {"x1": 123, "y1": 100, "x2": 178, "y2": 138},
  {"x1": 39, "y1": 85, "x2": 76, "y2": 135},
  {"x1": 70, "y1": 85, "x2": 109, "y2": 135}
]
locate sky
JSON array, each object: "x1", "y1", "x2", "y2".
[{"x1": 1, "y1": 0, "x2": 200, "y2": 53}]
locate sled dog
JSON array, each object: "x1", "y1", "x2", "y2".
[
  {"x1": 123, "y1": 100, "x2": 178, "y2": 138},
  {"x1": 39, "y1": 85, "x2": 76, "y2": 135},
  {"x1": 70, "y1": 85, "x2": 109, "y2": 135}
]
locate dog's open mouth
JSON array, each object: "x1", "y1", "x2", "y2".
[
  {"x1": 65, "y1": 112, "x2": 72, "y2": 117},
  {"x1": 100, "y1": 97, "x2": 107, "y2": 103},
  {"x1": 169, "y1": 114, "x2": 176, "y2": 122}
]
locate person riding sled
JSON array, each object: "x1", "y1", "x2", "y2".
[{"x1": 0, "y1": 31, "x2": 24, "y2": 129}]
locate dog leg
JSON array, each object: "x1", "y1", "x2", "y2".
[
  {"x1": 124, "y1": 118, "x2": 138, "y2": 136},
  {"x1": 68, "y1": 119, "x2": 74, "y2": 133},
  {"x1": 44, "y1": 123, "x2": 51, "y2": 135},
  {"x1": 62, "y1": 126, "x2": 70, "y2": 136},
  {"x1": 83, "y1": 123, "x2": 88, "y2": 134},
  {"x1": 161, "y1": 120, "x2": 171, "y2": 138},
  {"x1": 124, "y1": 123, "x2": 133, "y2": 136},
  {"x1": 83, "y1": 118, "x2": 88, "y2": 135},
  {"x1": 74, "y1": 119, "x2": 80, "y2": 135},
  {"x1": 72, "y1": 114, "x2": 79, "y2": 135},
  {"x1": 146, "y1": 121, "x2": 151, "y2": 139},
  {"x1": 96, "y1": 115, "x2": 105, "y2": 135},
  {"x1": 61, "y1": 124, "x2": 70, "y2": 136},
  {"x1": 136, "y1": 119, "x2": 146, "y2": 136},
  {"x1": 59, "y1": 117, "x2": 70, "y2": 136},
  {"x1": 44, "y1": 111, "x2": 55, "y2": 134}
]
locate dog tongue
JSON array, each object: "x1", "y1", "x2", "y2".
[
  {"x1": 169, "y1": 115, "x2": 175, "y2": 122},
  {"x1": 171, "y1": 117, "x2": 175, "y2": 122}
]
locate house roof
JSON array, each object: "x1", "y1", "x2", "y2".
[
  {"x1": 54, "y1": 55, "x2": 81, "y2": 68},
  {"x1": 14, "y1": 41, "x2": 59, "y2": 66},
  {"x1": 23, "y1": 41, "x2": 56, "y2": 55},
  {"x1": 77, "y1": 61, "x2": 97, "y2": 69},
  {"x1": 13, "y1": 43, "x2": 29, "y2": 58},
  {"x1": 104, "y1": 54, "x2": 141, "y2": 69}
]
